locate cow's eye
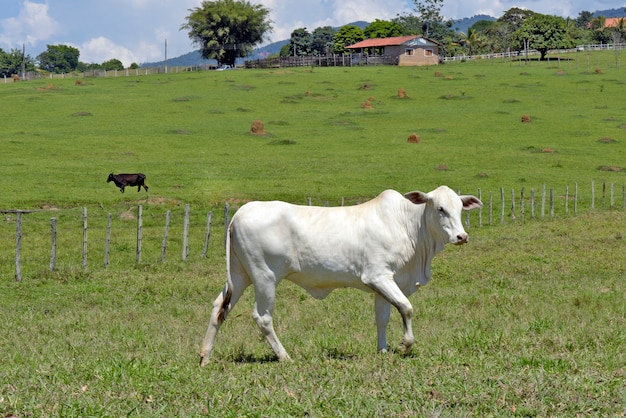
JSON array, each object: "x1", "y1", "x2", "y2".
[{"x1": 437, "y1": 206, "x2": 446, "y2": 215}]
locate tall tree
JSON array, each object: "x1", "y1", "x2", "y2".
[
  {"x1": 289, "y1": 28, "x2": 311, "y2": 56},
  {"x1": 364, "y1": 19, "x2": 404, "y2": 39},
  {"x1": 514, "y1": 14, "x2": 572, "y2": 60},
  {"x1": 413, "y1": 0, "x2": 444, "y2": 26},
  {"x1": 310, "y1": 26, "x2": 336, "y2": 55},
  {"x1": 181, "y1": 0, "x2": 272, "y2": 66},
  {"x1": 0, "y1": 48, "x2": 35, "y2": 77},
  {"x1": 332, "y1": 25, "x2": 364, "y2": 54},
  {"x1": 37, "y1": 44, "x2": 80, "y2": 73},
  {"x1": 498, "y1": 7, "x2": 536, "y2": 32}
]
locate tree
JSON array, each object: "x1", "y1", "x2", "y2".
[
  {"x1": 575, "y1": 11, "x2": 594, "y2": 29},
  {"x1": 289, "y1": 28, "x2": 311, "y2": 56},
  {"x1": 392, "y1": 13, "x2": 425, "y2": 35},
  {"x1": 181, "y1": 0, "x2": 272, "y2": 66},
  {"x1": 514, "y1": 14, "x2": 572, "y2": 60},
  {"x1": 0, "y1": 48, "x2": 35, "y2": 77},
  {"x1": 413, "y1": 0, "x2": 444, "y2": 26},
  {"x1": 102, "y1": 58, "x2": 124, "y2": 71},
  {"x1": 37, "y1": 44, "x2": 80, "y2": 73},
  {"x1": 332, "y1": 25, "x2": 364, "y2": 54},
  {"x1": 310, "y1": 26, "x2": 336, "y2": 55},
  {"x1": 460, "y1": 28, "x2": 484, "y2": 56},
  {"x1": 498, "y1": 7, "x2": 536, "y2": 32},
  {"x1": 364, "y1": 19, "x2": 404, "y2": 39}
]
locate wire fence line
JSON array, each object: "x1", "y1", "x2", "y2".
[
  {"x1": 4, "y1": 43, "x2": 625, "y2": 83},
  {"x1": 3, "y1": 181, "x2": 625, "y2": 282}
]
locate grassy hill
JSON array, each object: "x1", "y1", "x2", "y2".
[{"x1": 0, "y1": 52, "x2": 624, "y2": 417}]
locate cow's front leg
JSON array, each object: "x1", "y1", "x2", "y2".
[
  {"x1": 120, "y1": 186, "x2": 125, "y2": 193},
  {"x1": 366, "y1": 277, "x2": 414, "y2": 355},
  {"x1": 374, "y1": 294, "x2": 391, "y2": 353}
]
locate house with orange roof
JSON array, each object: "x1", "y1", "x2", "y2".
[
  {"x1": 602, "y1": 17, "x2": 626, "y2": 28},
  {"x1": 345, "y1": 35, "x2": 441, "y2": 66}
]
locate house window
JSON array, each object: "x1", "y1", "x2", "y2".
[
  {"x1": 424, "y1": 48, "x2": 434, "y2": 56},
  {"x1": 405, "y1": 48, "x2": 414, "y2": 56}
]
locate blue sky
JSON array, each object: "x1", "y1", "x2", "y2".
[{"x1": 1, "y1": 0, "x2": 624, "y2": 67}]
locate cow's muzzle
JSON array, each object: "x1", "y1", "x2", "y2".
[{"x1": 454, "y1": 233, "x2": 468, "y2": 245}]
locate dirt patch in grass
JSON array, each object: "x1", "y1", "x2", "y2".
[
  {"x1": 407, "y1": 133, "x2": 420, "y2": 143},
  {"x1": 268, "y1": 139, "x2": 297, "y2": 145},
  {"x1": 598, "y1": 165, "x2": 623, "y2": 172},
  {"x1": 72, "y1": 111, "x2": 92, "y2": 117},
  {"x1": 250, "y1": 120, "x2": 266, "y2": 135},
  {"x1": 435, "y1": 164, "x2": 449, "y2": 171},
  {"x1": 172, "y1": 129, "x2": 192, "y2": 135},
  {"x1": 598, "y1": 137, "x2": 616, "y2": 143}
]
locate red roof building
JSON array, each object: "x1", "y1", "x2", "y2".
[{"x1": 346, "y1": 36, "x2": 441, "y2": 66}]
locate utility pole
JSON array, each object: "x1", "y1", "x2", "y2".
[
  {"x1": 164, "y1": 39, "x2": 168, "y2": 74},
  {"x1": 21, "y1": 43, "x2": 26, "y2": 79}
]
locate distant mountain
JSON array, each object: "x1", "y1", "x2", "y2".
[
  {"x1": 450, "y1": 14, "x2": 496, "y2": 34},
  {"x1": 593, "y1": 7, "x2": 626, "y2": 17}
]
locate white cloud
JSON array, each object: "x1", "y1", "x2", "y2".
[
  {"x1": 0, "y1": 0, "x2": 60, "y2": 49},
  {"x1": 79, "y1": 37, "x2": 143, "y2": 67}
]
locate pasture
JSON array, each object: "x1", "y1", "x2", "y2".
[{"x1": 1, "y1": 52, "x2": 625, "y2": 416}]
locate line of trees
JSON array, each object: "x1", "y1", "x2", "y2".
[
  {"x1": 278, "y1": 7, "x2": 626, "y2": 60},
  {"x1": 0, "y1": 44, "x2": 140, "y2": 77}
]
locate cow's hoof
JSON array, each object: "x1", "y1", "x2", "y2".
[{"x1": 199, "y1": 355, "x2": 208, "y2": 367}]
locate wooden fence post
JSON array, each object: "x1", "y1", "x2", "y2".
[
  {"x1": 50, "y1": 217, "x2": 57, "y2": 271},
  {"x1": 550, "y1": 189, "x2": 555, "y2": 217},
  {"x1": 541, "y1": 184, "x2": 546, "y2": 217},
  {"x1": 82, "y1": 208, "x2": 88, "y2": 270},
  {"x1": 565, "y1": 186, "x2": 569, "y2": 215},
  {"x1": 161, "y1": 210, "x2": 170, "y2": 262},
  {"x1": 592, "y1": 180, "x2": 595, "y2": 209},
  {"x1": 575, "y1": 183, "x2": 578, "y2": 214},
  {"x1": 530, "y1": 188, "x2": 535, "y2": 218},
  {"x1": 136, "y1": 205, "x2": 143, "y2": 264},
  {"x1": 477, "y1": 188, "x2": 482, "y2": 227},
  {"x1": 500, "y1": 188, "x2": 505, "y2": 224},
  {"x1": 182, "y1": 204, "x2": 190, "y2": 262},
  {"x1": 105, "y1": 213, "x2": 111, "y2": 268},
  {"x1": 15, "y1": 211, "x2": 22, "y2": 282},
  {"x1": 202, "y1": 211, "x2": 213, "y2": 258},
  {"x1": 489, "y1": 191, "x2": 493, "y2": 225},
  {"x1": 511, "y1": 189, "x2": 515, "y2": 220}
]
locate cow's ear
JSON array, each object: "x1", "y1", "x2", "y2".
[
  {"x1": 404, "y1": 191, "x2": 429, "y2": 205},
  {"x1": 460, "y1": 195, "x2": 483, "y2": 210}
]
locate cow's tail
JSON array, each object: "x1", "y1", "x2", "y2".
[{"x1": 217, "y1": 222, "x2": 233, "y2": 323}]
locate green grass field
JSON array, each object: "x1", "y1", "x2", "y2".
[{"x1": 1, "y1": 52, "x2": 625, "y2": 416}]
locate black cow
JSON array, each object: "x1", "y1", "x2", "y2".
[{"x1": 107, "y1": 173, "x2": 149, "y2": 193}]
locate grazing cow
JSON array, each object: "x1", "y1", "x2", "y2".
[
  {"x1": 199, "y1": 186, "x2": 482, "y2": 364},
  {"x1": 107, "y1": 173, "x2": 148, "y2": 193}
]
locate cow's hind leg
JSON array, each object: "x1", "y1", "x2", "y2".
[
  {"x1": 252, "y1": 278, "x2": 291, "y2": 361},
  {"x1": 199, "y1": 271, "x2": 250, "y2": 366}
]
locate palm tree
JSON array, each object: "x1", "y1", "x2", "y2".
[{"x1": 462, "y1": 28, "x2": 483, "y2": 56}]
